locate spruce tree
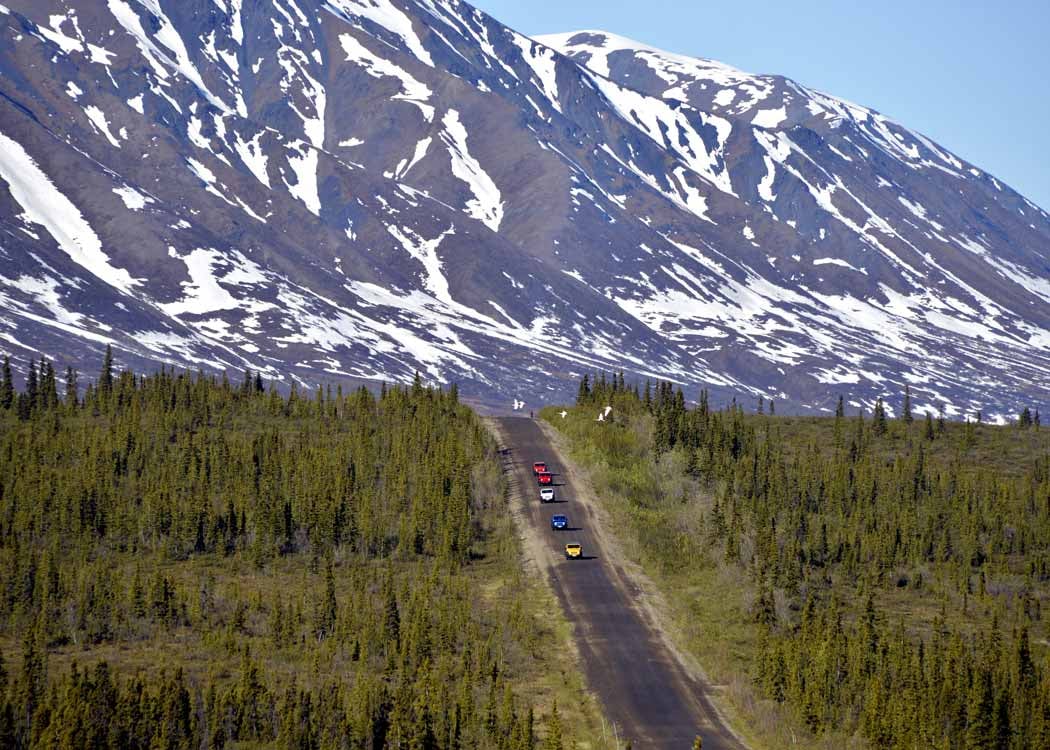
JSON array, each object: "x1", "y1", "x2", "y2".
[
  {"x1": 64, "y1": 366, "x2": 78, "y2": 409},
  {"x1": 100, "y1": 344, "x2": 114, "y2": 398},
  {"x1": 317, "y1": 560, "x2": 338, "y2": 640},
  {"x1": 873, "y1": 398, "x2": 888, "y2": 435},
  {"x1": 383, "y1": 586, "x2": 400, "y2": 645},
  {"x1": 965, "y1": 671, "x2": 994, "y2": 749},
  {"x1": 16, "y1": 630, "x2": 47, "y2": 738},
  {"x1": 40, "y1": 360, "x2": 57, "y2": 409},
  {"x1": 576, "y1": 374, "x2": 591, "y2": 405},
  {"x1": 0, "y1": 356, "x2": 12, "y2": 410},
  {"x1": 543, "y1": 701, "x2": 563, "y2": 750},
  {"x1": 903, "y1": 384, "x2": 913, "y2": 423},
  {"x1": 25, "y1": 359, "x2": 38, "y2": 411}
]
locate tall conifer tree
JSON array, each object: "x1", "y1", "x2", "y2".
[{"x1": 0, "y1": 356, "x2": 13, "y2": 410}]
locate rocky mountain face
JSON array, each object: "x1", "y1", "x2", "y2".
[{"x1": 0, "y1": 0, "x2": 1047, "y2": 418}]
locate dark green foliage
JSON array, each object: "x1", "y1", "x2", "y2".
[
  {"x1": 556, "y1": 376, "x2": 1050, "y2": 747},
  {"x1": 1020, "y1": 407, "x2": 1041, "y2": 429},
  {"x1": 542, "y1": 701, "x2": 562, "y2": 750},
  {"x1": 0, "y1": 357, "x2": 13, "y2": 411},
  {"x1": 99, "y1": 345, "x2": 113, "y2": 399},
  {"x1": 872, "y1": 397, "x2": 888, "y2": 435},
  {"x1": 0, "y1": 356, "x2": 555, "y2": 750}
]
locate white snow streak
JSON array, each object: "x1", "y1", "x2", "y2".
[
  {"x1": 0, "y1": 132, "x2": 139, "y2": 292},
  {"x1": 513, "y1": 35, "x2": 561, "y2": 113},
  {"x1": 757, "y1": 155, "x2": 776, "y2": 201},
  {"x1": 387, "y1": 225, "x2": 456, "y2": 304},
  {"x1": 113, "y1": 185, "x2": 152, "y2": 210},
  {"x1": 327, "y1": 0, "x2": 434, "y2": 67},
  {"x1": 339, "y1": 33, "x2": 434, "y2": 122},
  {"x1": 84, "y1": 106, "x2": 121, "y2": 147},
  {"x1": 814, "y1": 257, "x2": 866, "y2": 274},
  {"x1": 752, "y1": 107, "x2": 787, "y2": 129},
  {"x1": 285, "y1": 141, "x2": 321, "y2": 216},
  {"x1": 396, "y1": 136, "x2": 431, "y2": 179},
  {"x1": 107, "y1": 0, "x2": 233, "y2": 114},
  {"x1": 234, "y1": 132, "x2": 270, "y2": 187},
  {"x1": 440, "y1": 109, "x2": 504, "y2": 232},
  {"x1": 591, "y1": 75, "x2": 734, "y2": 196},
  {"x1": 161, "y1": 247, "x2": 240, "y2": 316}
]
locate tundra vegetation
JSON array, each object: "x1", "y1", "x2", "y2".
[
  {"x1": 0, "y1": 351, "x2": 599, "y2": 750},
  {"x1": 547, "y1": 373, "x2": 1050, "y2": 749}
]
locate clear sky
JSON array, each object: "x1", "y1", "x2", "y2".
[{"x1": 474, "y1": 0, "x2": 1050, "y2": 211}]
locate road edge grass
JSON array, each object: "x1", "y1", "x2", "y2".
[
  {"x1": 539, "y1": 409, "x2": 864, "y2": 750},
  {"x1": 482, "y1": 417, "x2": 620, "y2": 750},
  {"x1": 536, "y1": 416, "x2": 767, "y2": 750}
]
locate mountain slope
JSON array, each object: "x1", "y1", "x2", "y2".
[{"x1": 0, "y1": 1, "x2": 1047, "y2": 418}]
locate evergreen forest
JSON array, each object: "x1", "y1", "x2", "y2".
[
  {"x1": 547, "y1": 374, "x2": 1050, "y2": 749},
  {"x1": 0, "y1": 351, "x2": 587, "y2": 750}
]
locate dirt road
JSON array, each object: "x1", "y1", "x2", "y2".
[{"x1": 494, "y1": 417, "x2": 746, "y2": 750}]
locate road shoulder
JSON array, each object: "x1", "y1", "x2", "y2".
[
  {"x1": 537, "y1": 418, "x2": 750, "y2": 749},
  {"x1": 483, "y1": 418, "x2": 619, "y2": 749}
]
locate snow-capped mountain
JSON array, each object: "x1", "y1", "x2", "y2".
[{"x1": 0, "y1": 1, "x2": 1047, "y2": 417}]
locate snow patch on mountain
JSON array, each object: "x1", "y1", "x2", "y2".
[
  {"x1": 107, "y1": 0, "x2": 233, "y2": 113},
  {"x1": 0, "y1": 131, "x2": 140, "y2": 293},
  {"x1": 513, "y1": 35, "x2": 561, "y2": 113},
  {"x1": 752, "y1": 106, "x2": 786, "y2": 129},
  {"x1": 161, "y1": 247, "x2": 243, "y2": 316},
  {"x1": 814, "y1": 257, "x2": 867, "y2": 274},
  {"x1": 396, "y1": 136, "x2": 432, "y2": 179},
  {"x1": 440, "y1": 109, "x2": 504, "y2": 231},
  {"x1": 112, "y1": 185, "x2": 152, "y2": 210},
  {"x1": 590, "y1": 75, "x2": 734, "y2": 196},
  {"x1": 340, "y1": 32, "x2": 435, "y2": 122},
  {"x1": 4, "y1": 273, "x2": 85, "y2": 327},
  {"x1": 234, "y1": 132, "x2": 271, "y2": 187},
  {"x1": 284, "y1": 141, "x2": 322, "y2": 216},
  {"x1": 326, "y1": 0, "x2": 435, "y2": 67},
  {"x1": 84, "y1": 105, "x2": 122, "y2": 147}
]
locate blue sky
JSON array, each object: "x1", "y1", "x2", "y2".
[{"x1": 475, "y1": 0, "x2": 1050, "y2": 211}]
